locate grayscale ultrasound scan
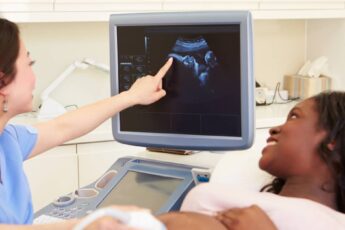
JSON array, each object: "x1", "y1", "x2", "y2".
[
  {"x1": 168, "y1": 36, "x2": 218, "y2": 87},
  {"x1": 117, "y1": 25, "x2": 242, "y2": 137}
]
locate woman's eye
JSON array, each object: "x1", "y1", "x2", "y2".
[
  {"x1": 287, "y1": 112, "x2": 298, "y2": 120},
  {"x1": 290, "y1": 114, "x2": 297, "y2": 119}
]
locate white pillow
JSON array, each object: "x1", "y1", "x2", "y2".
[{"x1": 210, "y1": 150, "x2": 273, "y2": 191}]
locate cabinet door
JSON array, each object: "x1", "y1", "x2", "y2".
[{"x1": 23, "y1": 145, "x2": 78, "y2": 211}]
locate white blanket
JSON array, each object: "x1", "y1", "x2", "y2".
[{"x1": 181, "y1": 183, "x2": 345, "y2": 230}]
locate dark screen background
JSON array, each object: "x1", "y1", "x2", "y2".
[{"x1": 117, "y1": 25, "x2": 241, "y2": 137}]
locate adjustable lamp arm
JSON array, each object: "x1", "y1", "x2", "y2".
[
  {"x1": 40, "y1": 58, "x2": 110, "y2": 101},
  {"x1": 40, "y1": 61, "x2": 87, "y2": 101},
  {"x1": 82, "y1": 58, "x2": 110, "y2": 73},
  {"x1": 37, "y1": 58, "x2": 109, "y2": 119}
]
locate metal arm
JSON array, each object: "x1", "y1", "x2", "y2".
[{"x1": 37, "y1": 58, "x2": 110, "y2": 119}]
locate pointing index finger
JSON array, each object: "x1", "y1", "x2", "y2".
[{"x1": 155, "y1": 57, "x2": 173, "y2": 80}]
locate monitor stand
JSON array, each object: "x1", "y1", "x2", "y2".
[{"x1": 146, "y1": 147, "x2": 194, "y2": 155}]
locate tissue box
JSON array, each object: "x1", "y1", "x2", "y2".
[
  {"x1": 283, "y1": 75, "x2": 300, "y2": 98},
  {"x1": 283, "y1": 75, "x2": 332, "y2": 99}
]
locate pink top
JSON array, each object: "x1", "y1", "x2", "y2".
[{"x1": 181, "y1": 183, "x2": 345, "y2": 230}]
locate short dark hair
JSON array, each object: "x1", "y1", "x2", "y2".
[
  {"x1": 261, "y1": 91, "x2": 345, "y2": 213},
  {"x1": 0, "y1": 18, "x2": 20, "y2": 89}
]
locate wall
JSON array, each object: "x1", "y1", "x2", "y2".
[
  {"x1": 18, "y1": 20, "x2": 306, "y2": 111},
  {"x1": 254, "y1": 20, "x2": 305, "y2": 88},
  {"x1": 306, "y1": 19, "x2": 345, "y2": 90}
]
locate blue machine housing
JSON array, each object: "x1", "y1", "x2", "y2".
[{"x1": 35, "y1": 157, "x2": 197, "y2": 220}]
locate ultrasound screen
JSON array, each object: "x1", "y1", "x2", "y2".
[{"x1": 117, "y1": 25, "x2": 241, "y2": 137}]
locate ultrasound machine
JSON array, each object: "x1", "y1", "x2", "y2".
[{"x1": 34, "y1": 11, "x2": 254, "y2": 223}]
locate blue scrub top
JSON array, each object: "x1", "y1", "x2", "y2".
[{"x1": 0, "y1": 124, "x2": 38, "y2": 224}]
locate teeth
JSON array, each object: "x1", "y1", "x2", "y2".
[{"x1": 267, "y1": 141, "x2": 277, "y2": 146}]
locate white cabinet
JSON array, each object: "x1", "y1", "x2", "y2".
[
  {"x1": 260, "y1": 0, "x2": 344, "y2": 10},
  {"x1": 2, "y1": 0, "x2": 345, "y2": 22},
  {"x1": 54, "y1": 0, "x2": 162, "y2": 12},
  {"x1": 23, "y1": 145, "x2": 78, "y2": 211},
  {"x1": 0, "y1": 0, "x2": 53, "y2": 12},
  {"x1": 255, "y1": 1, "x2": 345, "y2": 19},
  {"x1": 163, "y1": 0, "x2": 260, "y2": 11}
]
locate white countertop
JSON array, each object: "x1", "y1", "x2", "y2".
[
  {"x1": 255, "y1": 101, "x2": 298, "y2": 129},
  {"x1": 10, "y1": 101, "x2": 298, "y2": 144}
]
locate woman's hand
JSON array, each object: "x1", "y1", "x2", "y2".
[
  {"x1": 215, "y1": 205, "x2": 277, "y2": 230},
  {"x1": 127, "y1": 58, "x2": 173, "y2": 105},
  {"x1": 82, "y1": 216, "x2": 137, "y2": 230},
  {"x1": 79, "y1": 206, "x2": 146, "y2": 230}
]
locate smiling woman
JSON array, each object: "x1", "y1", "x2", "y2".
[
  {"x1": 0, "y1": 18, "x2": 20, "y2": 184},
  {"x1": 1, "y1": 40, "x2": 37, "y2": 116},
  {"x1": 259, "y1": 99, "x2": 329, "y2": 180},
  {"x1": 260, "y1": 91, "x2": 345, "y2": 213},
  {"x1": 179, "y1": 91, "x2": 345, "y2": 230},
  {"x1": 0, "y1": 17, "x2": 173, "y2": 229}
]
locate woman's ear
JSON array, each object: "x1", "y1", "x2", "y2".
[
  {"x1": 327, "y1": 140, "x2": 336, "y2": 151},
  {"x1": 0, "y1": 92, "x2": 8, "y2": 113},
  {"x1": 0, "y1": 89, "x2": 7, "y2": 98},
  {"x1": 0, "y1": 71, "x2": 8, "y2": 94},
  {"x1": 0, "y1": 84, "x2": 6, "y2": 97},
  {"x1": 0, "y1": 72, "x2": 4, "y2": 89}
]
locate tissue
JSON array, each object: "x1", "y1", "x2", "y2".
[
  {"x1": 284, "y1": 56, "x2": 332, "y2": 99},
  {"x1": 298, "y1": 56, "x2": 330, "y2": 78}
]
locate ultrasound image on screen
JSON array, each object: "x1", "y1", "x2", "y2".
[
  {"x1": 169, "y1": 37, "x2": 218, "y2": 87},
  {"x1": 98, "y1": 171, "x2": 183, "y2": 212},
  {"x1": 117, "y1": 25, "x2": 241, "y2": 137}
]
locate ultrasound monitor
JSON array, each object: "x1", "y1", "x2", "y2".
[{"x1": 110, "y1": 11, "x2": 254, "y2": 150}]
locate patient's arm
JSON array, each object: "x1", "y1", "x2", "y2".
[
  {"x1": 216, "y1": 205, "x2": 277, "y2": 230},
  {"x1": 157, "y1": 205, "x2": 277, "y2": 230},
  {"x1": 157, "y1": 211, "x2": 227, "y2": 230}
]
